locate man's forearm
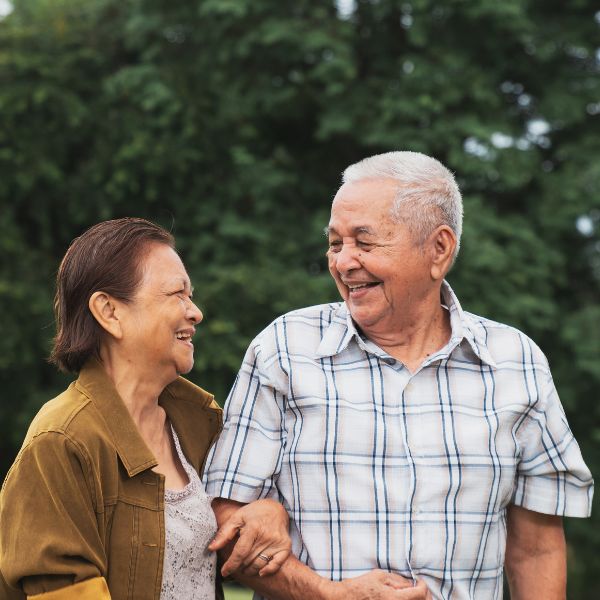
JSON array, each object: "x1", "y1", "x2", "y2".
[
  {"x1": 505, "y1": 546, "x2": 566, "y2": 599},
  {"x1": 505, "y1": 505, "x2": 566, "y2": 600},
  {"x1": 234, "y1": 554, "x2": 337, "y2": 600}
]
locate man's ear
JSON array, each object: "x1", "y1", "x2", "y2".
[
  {"x1": 429, "y1": 225, "x2": 457, "y2": 281},
  {"x1": 88, "y1": 292, "x2": 124, "y2": 340}
]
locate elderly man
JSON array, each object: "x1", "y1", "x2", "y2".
[{"x1": 205, "y1": 151, "x2": 593, "y2": 600}]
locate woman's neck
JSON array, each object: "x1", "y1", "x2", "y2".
[{"x1": 98, "y1": 348, "x2": 167, "y2": 430}]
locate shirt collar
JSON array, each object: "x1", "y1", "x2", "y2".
[
  {"x1": 439, "y1": 281, "x2": 497, "y2": 368},
  {"x1": 315, "y1": 281, "x2": 497, "y2": 368},
  {"x1": 76, "y1": 358, "x2": 222, "y2": 477}
]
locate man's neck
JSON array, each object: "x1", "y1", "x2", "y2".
[{"x1": 359, "y1": 291, "x2": 452, "y2": 374}]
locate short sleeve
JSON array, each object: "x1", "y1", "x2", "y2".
[
  {"x1": 511, "y1": 368, "x2": 594, "y2": 517},
  {"x1": 0, "y1": 431, "x2": 110, "y2": 598},
  {"x1": 204, "y1": 338, "x2": 287, "y2": 503}
]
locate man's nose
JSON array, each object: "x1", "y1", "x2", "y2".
[{"x1": 334, "y1": 242, "x2": 362, "y2": 274}]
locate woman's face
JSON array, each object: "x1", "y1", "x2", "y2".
[{"x1": 118, "y1": 243, "x2": 202, "y2": 382}]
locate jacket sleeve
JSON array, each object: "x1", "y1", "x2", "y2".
[{"x1": 0, "y1": 431, "x2": 111, "y2": 599}]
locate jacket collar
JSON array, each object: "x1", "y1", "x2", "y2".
[
  {"x1": 76, "y1": 358, "x2": 222, "y2": 477},
  {"x1": 315, "y1": 281, "x2": 496, "y2": 368}
]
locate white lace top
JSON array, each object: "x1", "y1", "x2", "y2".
[{"x1": 160, "y1": 425, "x2": 217, "y2": 600}]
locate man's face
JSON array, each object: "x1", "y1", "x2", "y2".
[{"x1": 327, "y1": 178, "x2": 433, "y2": 331}]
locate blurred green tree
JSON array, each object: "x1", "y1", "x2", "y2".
[{"x1": 0, "y1": 0, "x2": 598, "y2": 594}]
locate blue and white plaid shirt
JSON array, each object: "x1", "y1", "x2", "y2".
[{"x1": 205, "y1": 282, "x2": 593, "y2": 600}]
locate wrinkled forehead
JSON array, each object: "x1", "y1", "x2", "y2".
[
  {"x1": 332, "y1": 177, "x2": 400, "y2": 204},
  {"x1": 329, "y1": 179, "x2": 399, "y2": 232}
]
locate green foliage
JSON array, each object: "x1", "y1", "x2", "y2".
[{"x1": 1, "y1": 0, "x2": 598, "y2": 594}]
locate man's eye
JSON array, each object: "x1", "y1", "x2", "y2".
[
  {"x1": 328, "y1": 241, "x2": 342, "y2": 252},
  {"x1": 357, "y1": 241, "x2": 372, "y2": 249}
]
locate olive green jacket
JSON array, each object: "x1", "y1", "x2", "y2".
[{"x1": 0, "y1": 359, "x2": 223, "y2": 600}]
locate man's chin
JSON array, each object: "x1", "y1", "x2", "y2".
[{"x1": 348, "y1": 306, "x2": 384, "y2": 330}]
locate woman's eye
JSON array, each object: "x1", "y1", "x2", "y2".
[{"x1": 171, "y1": 290, "x2": 190, "y2": 300}]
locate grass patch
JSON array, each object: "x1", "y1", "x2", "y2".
[{"x1": 223, "y1": 584, "x2": 254, "y2": 600}]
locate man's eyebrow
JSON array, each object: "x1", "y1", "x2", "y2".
[
  {"x1": 324, "y1": 225, "x2": 375, "y2": 236},
  {"x1": 355, "y1": 226, "x2": 374, "y2": 235}
]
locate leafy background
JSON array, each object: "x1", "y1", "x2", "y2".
[{"x1": 0, "y1": 0, "x2": 598, "y2": 596}]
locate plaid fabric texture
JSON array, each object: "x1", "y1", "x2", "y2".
[{"x1": 204, "y1": 282, "x2": 593, "y2": 600}]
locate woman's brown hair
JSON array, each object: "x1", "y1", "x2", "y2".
[{"x1": 49, "y1": 218, "x2": 175, "y2": 373}]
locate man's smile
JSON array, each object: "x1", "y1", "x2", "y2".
[{"x1": 343, "y1": 280, "x2": 382, "y2": 298}]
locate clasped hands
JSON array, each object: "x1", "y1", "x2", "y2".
[
  {"x1": 209, "y1": 498, "x2": 431, "y2": 599},
  {"x1": 208, "y1": 498, "x2": 292, "y2": 577}
]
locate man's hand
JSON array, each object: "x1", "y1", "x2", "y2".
[
  {"x1": 329, "y1": 570, "x2": 432, "y2": 600},
  {"x1": 505, "y1": 504, "x2": 566, "y2": 600},
  {"x1": 209, "y1": 498, "x2": 291, "y2": 577}
]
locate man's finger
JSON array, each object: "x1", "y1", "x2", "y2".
[
  {"x1": 395, "y1": 578, "x2": 430, "y2": 599},
  {"x1": 382, "y1": 572, "x2": 414, "y2": 589}
]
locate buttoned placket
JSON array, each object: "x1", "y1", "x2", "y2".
[
  {"x1": 360, "y1": 332, "x2": 465, "y2": 582},
  {"x1": 356, "y1": 335, "x2": 419, "y2": 579}
]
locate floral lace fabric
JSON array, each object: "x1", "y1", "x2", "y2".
[{"x1": 160, "y1": 424, "x2": 217, "y2": 600}]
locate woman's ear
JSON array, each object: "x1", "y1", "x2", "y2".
[
  {"x1": 89, "y1": 292, "x2": 124, "y2": 339},
  {"x1": 429, "y1": 225, "x2": 457, "y2": 281}
]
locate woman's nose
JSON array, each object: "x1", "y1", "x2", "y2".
[{"x1": 188, "y1": 300, "x2": 203, "y2": 324}]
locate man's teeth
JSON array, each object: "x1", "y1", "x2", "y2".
[
  {"x1": 176, "y1": 332, "x2": 191, "y2": 340},
  {"x1": 349, "y1": 283, "x2": 376, "y2": 290}
]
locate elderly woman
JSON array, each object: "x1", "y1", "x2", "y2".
[{"x1": 0, "y1": 218, "x2": 290, "y2": 599}]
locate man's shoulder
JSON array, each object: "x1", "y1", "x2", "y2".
[
  {"x1": 251, "y1": 302, "x2": 345, "y2": 355},
  {"x1": 462, "y1": 311, "x2": 549, "y2": 370},
  {"x1": 257, "y1": 302, "x2": 344, "y2": 336}
]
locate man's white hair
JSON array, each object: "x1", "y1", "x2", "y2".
[{"x1": 342, "y1": 151, "x2": 463, "y2": 258}]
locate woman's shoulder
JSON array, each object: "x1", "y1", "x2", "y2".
[{"x1": 21, "y1": 381, "x2": 111, "y2": 456}]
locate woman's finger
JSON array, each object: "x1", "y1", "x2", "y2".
[
  {"x1": 258, "y1": 548, "x2": 290, "y2": 576},
  {"x1": 242, "y1": 552, "x2": 272, "y2": 576},
  {"x1": 220, "y1": 527, "x2": 258, "y2": 577},
  {"x1": 208, "y1": 513, "x2": 243, "y2": 552}
]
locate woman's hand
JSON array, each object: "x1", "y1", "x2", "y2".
[{"x1": 208, "y1": 498, "x2": 292, "y2": 577}]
